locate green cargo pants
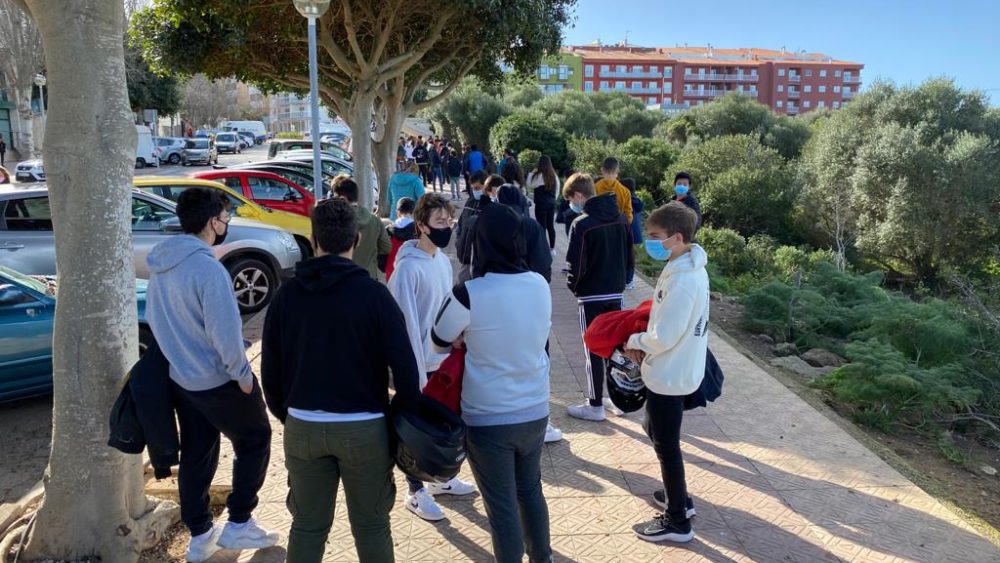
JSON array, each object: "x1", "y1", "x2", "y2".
[{"x1": 284, "y1": 416, "x2": 396, "y2": 563}]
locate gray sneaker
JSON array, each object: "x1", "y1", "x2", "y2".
[{"x1": 217, "y1": 517, "x2": 280, "y2": 550}]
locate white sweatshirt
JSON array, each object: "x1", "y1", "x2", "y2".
[
  {"x1": 388, "y1": 240, "x2": 453, "y2": 388},
  {"x1": 626, "y1": 244, "x2": 710, "y2": 396}
]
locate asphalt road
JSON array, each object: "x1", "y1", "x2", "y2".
[{"x1": 135, "y1": 143, "x2": 270, "y2": 178}]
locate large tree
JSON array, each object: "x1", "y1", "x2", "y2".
[
  {"x1": 125, "y1": 42, "x2": 181, "y2": 116},
  {"x1": 178, "y1": 74, "x2": 233, "y2": 130},
  {"x1": 7, "y1": 0, "x2": 176, "y2": 561},
  {"x1": 133, "y1": 0, "x2": 574, "y2": 210},
  {"x1": 0, "y1": 0, "x2": 44, "y2": 157}
]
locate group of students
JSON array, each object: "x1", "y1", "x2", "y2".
[
  {"x1": 397, "y1": 135, "x2": 489, "y2": 200},
  {"x1": 140, "y1": 155, "x2": 711, "y2": 562}
]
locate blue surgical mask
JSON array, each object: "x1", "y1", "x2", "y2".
[
  {"x1": 674, "y1": 184, "x2": 690, "y2": 197},
  {"x1": 645, "y1": 239, "x2": 672, "y2": 261},
  {"x1": 490, "y1": 195, "x2": 499, "y2": 203},
  {"x1": 472, "y1": 190, "x2": 483, "y2": 200},
  {"x1": 569, "y1": 202, "x2": 584, "y2": 214}
]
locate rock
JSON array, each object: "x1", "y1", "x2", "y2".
[
  {"x1": 770, "y1": 356, "x2": 834, "y2": 380},
  {"x1": 802, "y1": 348, "x2": 847, "y2": 368},
  {"x1": 774, "y1": 342, "x2": 799, "y2": 357},
  {"x1": 752, "y1": 334, "x2": 775, "y2": 346},
  {"x1": 710, "y1": 291, "x2": 723, "y2": 301},
  {"x1": 981, "y1": 465, "x2": 997, "y2": 477}
]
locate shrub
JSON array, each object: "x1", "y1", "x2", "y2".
[
  {"x1": 697, "y1": 226, "x2": 751, "y2": 276},
  {"x1": 490, "y1": 112, "x2": 569, "y2": 170},
  {"x1": 518, "y1": 149, "x2": 542, "y2": 174},
  {"x1": 275, "y1": 131, "x2": 303, "y2": 139},
  {"x1": 567, "y1": 136, "x2": 617, "y2": 176},
  {"x1": 618, "y1": 136, "x2": 679, "y2": 200},
  {"x1": 636, "y1": 189, "x2": 656, "y2": 216}
]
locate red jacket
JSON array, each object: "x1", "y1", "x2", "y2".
[
  {"x1": 384, "y1": 221, "x2": 417, "y2": 282},
  {"x1": 583, "y1": 300, "x2": 653, "y2": 359},
  {"x1": 423, "y1": 347, "x2": 464, "y2": 414}
]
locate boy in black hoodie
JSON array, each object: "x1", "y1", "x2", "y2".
[
  {"x1": 261, "y1": 198, "x2": 421, "y2": 563},
  {"x1": 563, "y1": 173, "x2": 633, "y2": 422}
]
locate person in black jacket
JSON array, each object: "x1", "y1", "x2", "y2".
[
  {"x1": 489, "y1": 183, "x2": 552, "y2": 282},
  {"x1": 261, "y1": 198, "x2": 421, "y2": 563},
  {"x1": 455, "y1": 171, "x2": 492, "y2": 282},
  {"x1": 563, "y1": 173, "x2": 632, "y2": 422},
  {"x1": 671, "y1": 172, "x2": 702, "y2": 231}
]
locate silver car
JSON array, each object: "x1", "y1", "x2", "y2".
[
  {"x1": 155, "y1": 137, "x2": 186, "y2": 165},
  {"x1": 214, "y1": 132, "x2": 242, "y2": 155},
  {"x1": 0, "y1": 186, "x2": 300, "y2": 314}
]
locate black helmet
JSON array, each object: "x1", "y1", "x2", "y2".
[
  {"x1": 606, "y1": 351, "x2": 646, "y2": 413},
  {"x1": 392, "y1": 396, "x2": 467, "y2": 483}
]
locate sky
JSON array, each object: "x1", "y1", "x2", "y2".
[{"x1": 563, "y1": 0, "x2": 1000, "y2": 103}]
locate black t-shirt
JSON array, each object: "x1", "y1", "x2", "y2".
[{"x1": 412, "y1": 145, "x2": 429, "y2": 164}]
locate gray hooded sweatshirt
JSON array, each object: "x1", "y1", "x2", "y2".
[{"x1": 146, "y1": 235, "x2": 252, "y2": 391}]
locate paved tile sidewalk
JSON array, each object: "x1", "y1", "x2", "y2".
[{"x1": 203, "y1": 211, "x2": 999, "y2": 563}]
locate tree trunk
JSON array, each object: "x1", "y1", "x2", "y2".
[
  {"x1": 20, "y1": 1, "x2": 176, "y2": 560},
  {"x1": 343, "y1": 96, "x2": 375, "y2": 211},
  {"x1": 13, "y1": 86, "x2": 35, "y2": 158},
  {"x1": 371, "y1": 104, "x2": 405, "y2": 217}
]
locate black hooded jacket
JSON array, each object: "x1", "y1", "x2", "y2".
[
  {"x1": 472, "y1": 185, "x2": 551, "y2": 281},
  {"x1": 566, "y1": 192, "x2": 633, "y2": 296},
  {"x1": 261, "y1": 255, "x2": 421, "y2": 423}
]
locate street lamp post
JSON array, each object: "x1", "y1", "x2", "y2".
[
  {"x1": 34, "y1": 74, "x2": 46, "y2": 148},
  {"x1": 293, "y1": 0, "x2": 331, "y2": 204}
]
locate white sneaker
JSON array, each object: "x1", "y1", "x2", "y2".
[
  {"x1": 603, "y1": 398, "x2": 624, "y2": 417},
  {"x1": 405, "y1": 488, "x2": 446, "y2": 521},
  {"x1": 625, "y1": 281, "x2": 636, "y2": 290},
  {"x1": 186, "y1": 525, "x2": 222, "y2": 563},
  {"x1": 217, "y1": 517, "x2": 280, "y2": 550},
  {"x1": 544, "y1": 423, "x2": 563, "y2": 443},
  {"x1": 426, "y1": 477, "x2": 476, "y2": 496},
  {"x1": 550, "y1": 248, "x2": 557, "y2": 258},
  {"x1": 567, "y1": 402, "x2": 606, "y2": 421}
]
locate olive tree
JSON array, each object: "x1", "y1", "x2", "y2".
[{"x1": 0, "y1": 0, "x2": 44, "y2": 157}]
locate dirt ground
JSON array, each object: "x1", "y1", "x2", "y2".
[
  {"x1": 0, "y1": 396, "x2": 52, "y2": 508},
  {"x1": 712, "y1": 296, "x2": 1000, "y2": 533}
]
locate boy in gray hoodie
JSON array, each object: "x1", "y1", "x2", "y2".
[{"x1": 146, "y1": 188, "x2": 277, "y2": 562}]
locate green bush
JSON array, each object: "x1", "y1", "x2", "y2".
[
  {"x1": 567, "y1": 136, "x2": 617, "y2": 176},
  {"x1": 518, "y1": 149, "x2": 542, "y2": 173},
  {"x1": 618, "y1": 136, "x2": 679, "y2": 200},
  {"x1": 636, "y1": 189, "x2": 656, "y2": 216},
  {"x1": 275, "y1": 131, "x2": 303, "y2": 139},
  {"x1": 490, "y1": 112, "x2": 569, "y2": 170},
  {"x1": 697, "y1": 226, "x2": 751, "y2": 277}
]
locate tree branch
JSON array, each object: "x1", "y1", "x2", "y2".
[
  {"x1": 340, "y1": 0, "x2": 369, "y2": 72},
  {"x1": 411, "y1": 56, "x2": 479, "y2": 112},
  {"x1": 317, "y1": 13, "x2": 361, "y2": 76},
  {"x1": 373, "y1": 8, "x2": 455, "y2": 79},
  {"x1": 369, "y1": 0, "x2": 400, "y2": 65}
]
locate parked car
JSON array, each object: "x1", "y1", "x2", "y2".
[
  {"x1": 193, "y1": 170, "x2": 315, "y2": 217},
  {"x1": 134, "y1": 125, "x2": 160, "y2": 169},
  {"x1": 214, "y1": 132, "x2": 242, "y2": 155},
  {"x1": 182, "y1": 138, "x2": 218, "y2": 166},
  {"x1": 0, "y1": 265, "x2": 153, "y2": 402},
  {"x1": 155, "y1": 137, "x2": 186, "y2": 165},
  {"x1": 14, "y1": 160, "x2": 45, "y2": 182},
  {"x1": 236, "y1": 131, "x2": 256, "y2": 149},
  {"x1": 0, "y1": 166, "x2": 9, "y2": 184},
  {"x1": 134, "y1": 177, "x2": 313, "y2": 259},
  {"x1": 224, "y1": 164, "x2": 319, "y2": 195},
  {"x1": 220, "y1": 120, "x2": 267, "y2": 144},
  {"x1": 193, "y1": 130, "x2": 210, "y2": 138},
  {"x1": 267, "y1": 139, "x2": 352, "y2": 161},
  {"x1": 0, "y1": 186, "x2": 300, "y2": 314}
]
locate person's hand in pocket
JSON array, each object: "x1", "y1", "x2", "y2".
[{"x1": 239, "y1": 377, "x2": 254, "y2": 395}]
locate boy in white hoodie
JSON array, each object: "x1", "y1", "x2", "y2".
[
  {"x1": 623, "y1": 202, "x2": 709, "y2": 544},
  {"x1": 388, "y1": 193, "x2": 477, "y2": 521}
]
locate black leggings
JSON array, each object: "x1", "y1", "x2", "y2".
[
  {"x1": 534, "y1": 203, "x2": 556, "y2": 249},
  {"x1": 644, "y1": 392, "x2": 689, "y2": 523}
]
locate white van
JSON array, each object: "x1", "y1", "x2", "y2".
[
  {"x1": 135, "y1": 125, "x2": 159, "y2": 169},
  {"x1": 220, "y1": 120, "x2": 267, "y2": 144}
]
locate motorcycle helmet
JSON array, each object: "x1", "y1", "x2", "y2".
[
  {"x1": 606, "y1": 349, "x2": 647, "y2": 413},
  {"x1": 392, "y1": 395, "x2": 467, "y2": 483}
]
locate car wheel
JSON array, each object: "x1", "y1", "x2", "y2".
[
  {"x1": 226, "y1": 257, "x2": 276, "y2": 314},
  {"x1": 135, "y1": 158, "x2": 145, "y2": 169},
  {"x1": 138, "y1": 325, "x2": 155, "y2": 356},
  {"x1": 295, "y1": 238, "x2": 312, "y2": 261},
  {"x1": 168, "y1": 153, "x2": 180, "y2": 165}
]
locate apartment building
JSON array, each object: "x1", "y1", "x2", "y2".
[
  {"x1": 268, "y1": 92, "x2": 332, "y2": 133},
  {"x1": 537, "y1": 44, "x2": 863, "y2": 115}
]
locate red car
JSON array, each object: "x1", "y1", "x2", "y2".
[{"x1": 193, "y1": 170, "x2": 315, "y2": 217}]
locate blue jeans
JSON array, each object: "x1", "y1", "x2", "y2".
[
  {"x1": 432, "y1": 166, "x2": 445, "y2": 191},
  {"x1": 466, "y1": 417, "x2": 552, "y2": 563}
]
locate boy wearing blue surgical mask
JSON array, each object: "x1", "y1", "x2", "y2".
[
  {"x1": 671, "y1": 172, "x2": 702, "y2": 231},
  {"x1": 624, "y1": 202, "x2": 708, "y2": 545}
]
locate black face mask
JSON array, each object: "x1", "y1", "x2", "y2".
[
  {"x1": 427, "y1": 226, "x2": 452, "y2": 249},
  {"x1": 213, "y1": 220, "x2": 229, "y2": 246}
]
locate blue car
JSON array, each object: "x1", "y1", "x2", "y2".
[{"x1": 0, "y1": 265, "x2": 153, "y2": 403}]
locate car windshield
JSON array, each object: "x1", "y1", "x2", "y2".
[
  {"x1": 186, "y1": 139, "x2": 209, "y2": 149},
  {"x1": 0, "y1": 265, "x2": 49, "y2": 295},
  {"x1": 217, "y1": 134, "x2": 235, "y2": 142}
]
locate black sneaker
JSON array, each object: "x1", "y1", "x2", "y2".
[
  {"x1": 633, "y1": 513, "x2": 694, "y2": 543},
  {"x1": 652, "y1": 490, "x2": 697, "y2": 518}
]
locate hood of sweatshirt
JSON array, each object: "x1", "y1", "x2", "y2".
[
  {"x1": 663, "y1": 244, "x2": 708, "y2": 279},
  {"x1": 147, "y1": 235, "x2": 214, "y2": 274},
  {"x1": 595, "y1": 177, "x2": 625, "y2": 194},
  {"x1": 294, "y1": 254, "x2": 369, "y2": 292},
  {"x1": 390, "y1": 219, "x2": 417, "y2": 241},
  {"x1": 395, "y1": 239, "x2": 438, "y2": 266},
  {"x1": 583, "y1": 192, "x2": 621, "y2": 222}
]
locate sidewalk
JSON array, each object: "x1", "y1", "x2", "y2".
[{"x1": 211, "y1": 211, "x2": 999, "y2": 563}]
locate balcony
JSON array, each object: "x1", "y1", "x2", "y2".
[
  {"x1": 844, "y1": 76, "x2": 861, "y2": 84},
  {"x1": 786, "y1": 105, "x2": 800, "y2": 115},
  {"x1": 603, "y1": 70, "x2": 663, "y2": 79},
  {"x1": 789, "y1": 75, "x2": 801, "y2": 83},
  {"x1": 625, "y1": 86, "x2": 661, "y2": 94},
  {"x1": 843, "y1": 90, "x2": 856, "y2": 99},
  {"x1": 683, "y1": 89, "x2": 728, "y2": 98},
  {"x1": 685, "y1": 73, "x2": 727, "y2": 81},
  {"x1": 787, "y1": 90, "x2": 800, "y2": 99}
]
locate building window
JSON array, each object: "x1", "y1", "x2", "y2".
[
  {"x1": 751, "y1": 69, "x2": 758, "y2": 77},
  {"x1": 631, "y1": 81, "x2": 642, "y2": 90},
  {"x1": 833, "y1": 85, "x2": 841, "y2": 93},
  {"x1": 777, "y1": 100, "x2": 784, "y2": 108},
  {"x1": 833, "y1": 101, "x2": 840, "y2": 108},
  {"x1": 803, "y1": 100, "x2": 811, "y2": 108},
  {"x1": 777, "y1": 85, "x2": 784, "y2": 92},
  {"x1": 538, "y1": 65, "x2": 551, "y2": 80},
  {"x1": 648, "y1": 81, "x2": 657, "y2": 89},
  {"x1": 615, "y1": 81, "x2": 626, "y2": 90},
  {"x1": 685, "y1": 67, "x2": 692, "y2": 76},
  {"x1": 600, "y1": 81, "x2": 609, "y2": 90},
  {"x1": 664, "y1": 67, "x2": 672, "y2": 78},
  {"x1": 805, "y1": 69, "x2": 813, "y2": 77},
  {"x1": 664, "y1": 82, "x2": 672, "y2": 93},
  {"x1": 843, "y1": 87, "x2": 851, "y2": 95},
  {"x1": 585, "y1": 64, "x2": 594, "y2": 77},
  {"x1": 834, "y1": 70, "x2": 842, "y2": 77},
  {"x1": 648, "y1": 97, "x2": 657, "y2": 105},
  {"x1": 698, "y1": 68, "x2": 705, "y2": 76},
  {"x1": 632, "y1": 65, "x2": 643, "y2": 73},
  {"x1": 818, "y1": 101, "x2": 826, "y2": 108},
  {"x1": 844, "y1": 72, "x2": 853, "y2": 80},
  {"x1": 558, "y1": 65, "x2": 570, "y2": 80},
  {"x1": 750, "y1": 86, "x2": 757, "y2": 94},
  {"x1": 584, "y1": 81, "x2": 593, "y2": 92},
  {"x1": 616, "y1": 64, "x2": 626, "y2": 73},
  {"x1": 601, "y1": 64, "x2": 610, "y2": 73},
  {"x1": 820, "y1": 70, "x2": 827, "y2": 77},
  {"x1": 804, "y1": 85, "x2": 812, "y2": 93},
  {"x1": 778, "y1": 68, "x2": 786, "y2": 77},
  {"x1": 818, "y1": 85, "x2": 826, "y2": 93},
  {"x1": 650, "y1": 66, "x2": 659, "y2": 73}
]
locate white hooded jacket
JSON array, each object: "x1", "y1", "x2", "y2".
[
  {"x1": 387, "y1": 239, "x2": 452, "y2": 387},
  {"x1": 626, "y1": 244, "x2": 710, "y2": 396}
]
